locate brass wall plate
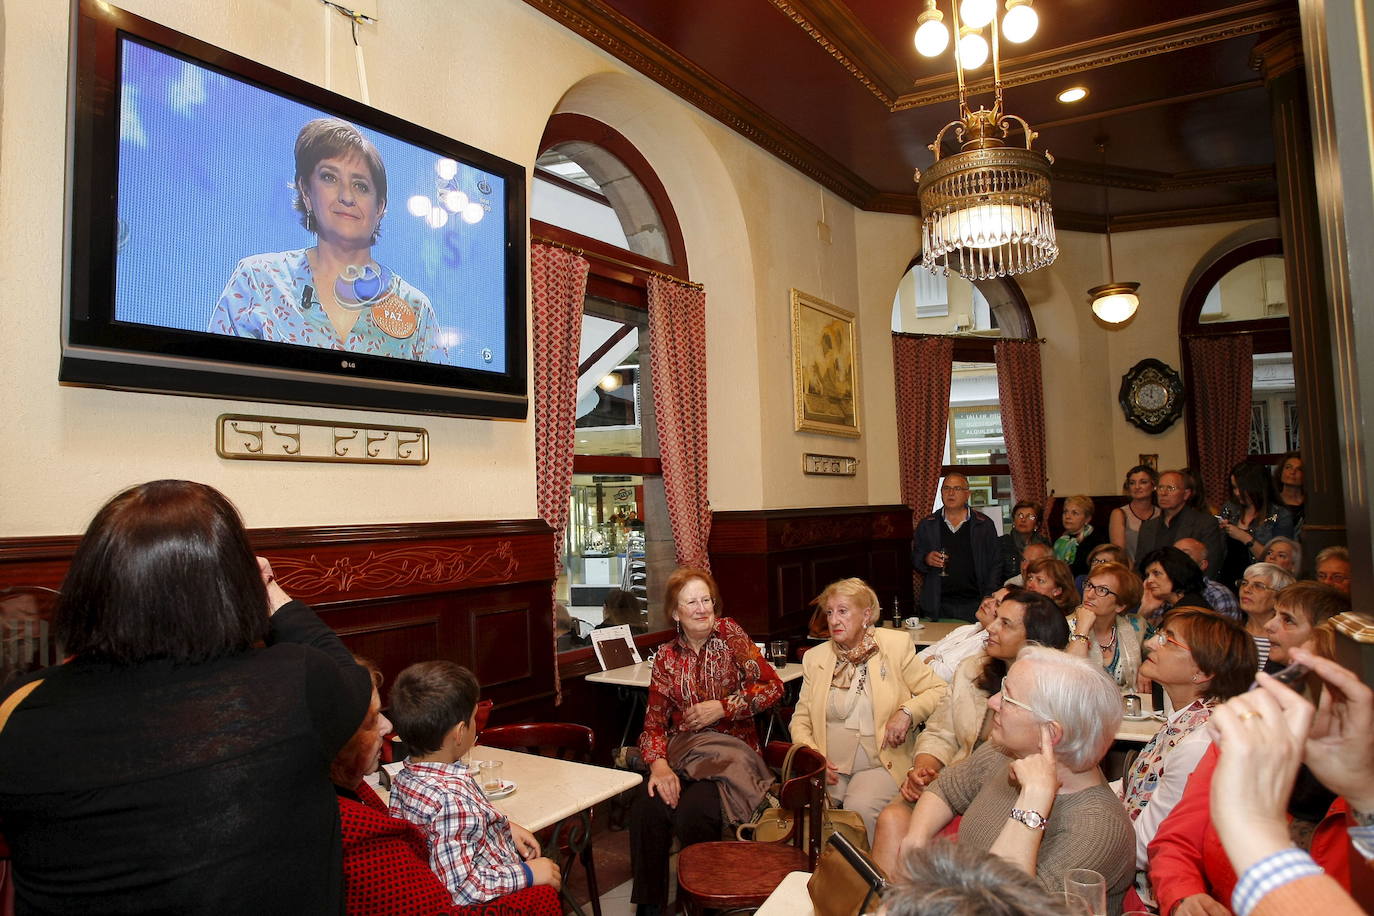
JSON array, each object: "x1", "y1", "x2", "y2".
[{"x1": 803, "y1": 453, "x2": 859, "y2": 476}]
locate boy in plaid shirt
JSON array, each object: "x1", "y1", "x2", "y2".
[{"x1": 387, "y1": 661, "x2": 561, "y2": 906}]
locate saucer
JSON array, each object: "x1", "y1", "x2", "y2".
[
  {"x1": 1122, "y1": 713, "x2": 1154, "y2": 722},
  {"x1": 482, "y1": 779, "x2": 517, "y2": 800}
]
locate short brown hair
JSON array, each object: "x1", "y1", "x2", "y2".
[
  {"x1": 663, "y1": 567, "x2": 722, "y2": 618},
  {"x1": 1164, "y1": 607, "x2": 1256, "y2": 701},
  {"x1": 1024, "y1": 556, "x2": 1079, "y2": 611},
  {"x1": 292, "y1": 118, "x2": 388, "y2": 237},
  {"x1": 1088, "y1": 562, "x2": 1142, "y2": 609},
  {"x1": 1277, "y1": 582, "x2": 1349, "y2": 660},
  {"x1": 388, "y1": 660, "x2": 479, "y2": 755}
]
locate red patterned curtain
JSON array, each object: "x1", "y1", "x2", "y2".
[
  {"x1": 647, "y1": 276, "x2": 711, "y2": 569},
  {"x1": 893, "y1": 335, "x2": 954, "y2": 593},
  {"x1": 995, "y1": 338, "x2": 1049, "y2": 533},
  {"x1": 1187, "y1": 335, "x2": 1254, "y2": 510},
  {"x1": 531, "y1": 243, "x2": 589, "y2": 698}
]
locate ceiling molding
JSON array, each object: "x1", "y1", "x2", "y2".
[
  {"x1": 891, "y1": 3, "x2": 1298, "y2": 111},
  {"x1": 520, "y1": 0, "x2": 879, "y2": 208},
  {"x1": 1056, "y1": 200, "x2": 1280, "y2": 233},
  {"x1": 863, "y1": 191, "x2": 919, "y2": 215},
  {"x1": 1050, "y1": 160, "x2": 1276, "y2": 191},
  {"x1": 767, "y1": 0, "x2": 908, "y2": 106}
]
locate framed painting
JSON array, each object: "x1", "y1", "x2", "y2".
[{"x1": 791, "y1": 289, "x2": 861, "y2": 438}]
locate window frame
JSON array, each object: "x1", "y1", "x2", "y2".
[{"x1": 534, "y1": 114, "x2": 690, "y2": 676}]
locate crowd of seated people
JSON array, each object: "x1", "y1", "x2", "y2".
[{"x1": 2, "y1": 453, "x2": 1369, "y2": 916}]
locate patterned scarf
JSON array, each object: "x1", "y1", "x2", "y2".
[
  {"x1": 1053, "y1": 523, "x2": 1094, "y2": 566},
  {"x1": 830, "y1": 629, "x2": 880, "y2": 689},
  {"x1": 1121, "y1": 698, "x2": 1214, "y2": 817}
]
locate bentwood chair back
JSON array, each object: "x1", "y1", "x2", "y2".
[
  {"x1": 675, "y1": 741, "x2": 828, "y2": 915},
  {"x1": 477, "y1": 723, "x2": 601, "y2": 916},
  {"x1": 0, "y1": 586, "x2": 61, "y2": 693}
]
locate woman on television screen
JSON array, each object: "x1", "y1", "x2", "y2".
[{"x1": 208, "y1": 118, "x2": 440, "y2": 362}]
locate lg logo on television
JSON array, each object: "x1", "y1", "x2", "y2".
[{"x1": 340, "y1": 360, "x2": 356, "y2": 369}]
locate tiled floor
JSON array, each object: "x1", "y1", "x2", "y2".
[{"x1": 588, "y1": 855, "x2": 676, "y2": 916}]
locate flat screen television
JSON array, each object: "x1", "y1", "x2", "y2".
[{"x1": 63, "y1": 0, "x2": 528, "y2": 419}]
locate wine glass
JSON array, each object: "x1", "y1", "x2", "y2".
[
  {"x1": 1064, "y1": 869, "x2": 1106, "y2": 916},
  {"x1": 1062, "y1": 893, "x2": 1093, "y2": 916},
  {"x1": 938, "y1": 549, "x2": 949, "y2": 577}
]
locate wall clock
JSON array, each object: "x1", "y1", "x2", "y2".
[{"x1": 1119, "y1": 358, "x2": 1184, "y2": 434}]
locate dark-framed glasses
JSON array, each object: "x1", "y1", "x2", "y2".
[{"x1": 1081, "y1": 581, "x2": 1118, "y2": 599}]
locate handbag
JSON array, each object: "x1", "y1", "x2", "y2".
[
  {"x1": 807, "y1": 832, "x2": 887, "y2": 916},
  {"x1": 735, "y1": 743, "x2": 871, "y2": 852}
]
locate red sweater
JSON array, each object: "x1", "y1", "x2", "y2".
[
  {"x1": 1148, "y1": 744, "x2": 1350, "y2": 914},
  {"x1": 338, "y1": 782, "x2": 560, "y2": 916}
]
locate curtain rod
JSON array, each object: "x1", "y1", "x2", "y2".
[
  {"x1": 532, "y1": 236, "x2": 704, "y2": 291},
  {"x1": 893, "y1": 331, "x2": 1048, "y2": 343}
]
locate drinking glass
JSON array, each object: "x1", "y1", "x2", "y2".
[
  {"x1": 1064, "y1": 869, "x2": 1107, "y2": 916},
  {"x1": 938, "y1": 549, "x2": 949, "y2": 577},
  {"x1": 768, "y1": 640, "x2": 788, "y2": 669},
  {"x1": 478, "y1": 759, "x2": 504, "y2": 793},
  {"x1": 1062, "y1": 894, "x2": 1092, "y2": 916}
]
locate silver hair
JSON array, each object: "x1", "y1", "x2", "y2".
[
  {"x1": 881, "y1": 838, "x2": 1072, "y2": 916},
  {"x1": 1245, "y1": 560, "x2": 1297, "y2": 591},
  {"x1": 1314, "y1": 545, "x2": 1349, "y2": 566},
  {"x1": 1260, "y1": 537, "x2": 1303, "y2": 573},
  {"x1": 1014, "y1": 645, "x2": 1121, "y2": 771}
]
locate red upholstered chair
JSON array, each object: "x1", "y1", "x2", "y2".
[
  {"x1": 477, "y1": 724, "x2": 601, "y2": 916},
  {"x1": 674, "y1": 741, "x2": 827, "y2": 915}
]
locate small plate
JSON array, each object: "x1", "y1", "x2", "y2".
[
  {"x1": 904, "y1": 622, "x2": 926, "y2": 631},
  {"x1": 1122, "y1": 713, "x2": 1155, "y2": 722},
  {"x1": 483, "y1": 779, "x2": 517, "y2": 800}
]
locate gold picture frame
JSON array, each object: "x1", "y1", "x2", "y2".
[{"x1": 791, "y1": 289, "x2": 861, "y2": 438}]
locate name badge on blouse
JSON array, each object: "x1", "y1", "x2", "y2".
[{"x1": 371, "y1": 292, "x2": 417, "y2": 339}]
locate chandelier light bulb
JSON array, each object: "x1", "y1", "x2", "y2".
[
  {"x1": 1001, "y1": 0, "x2": 1038, "y2": 43},
  {"x1": 461, "y1": 201, "x2": 486, "y2": 225},
  {"x1": 442, "y1": 189, "x2": 470, "y2": 213},
  {"x1": 959, "y1": 0, "x2": 997, "y2": 30},
  {"x1": 915, "y1": 16, "x2": 950, "y2": 57},
  {"x1": 435, "y1": 158, "x2": 458, "y2": 181},
  {"x1": 425, "y1": 206, "x2": 449, "y2": 229},
  {"x1": 914, "y1": 2, "x2": 949, "y2": 57},
  {"x1": 958, "y1": 28, "x2": 989, "y2": 70}
]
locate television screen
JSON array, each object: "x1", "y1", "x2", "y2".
[{"x1": 64, "y1": 1, "x2": 528, "y2": 418}]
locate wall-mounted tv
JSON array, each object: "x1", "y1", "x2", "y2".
[{"x1": 63, "y1": 0, "x2": 527, "y2": 419}]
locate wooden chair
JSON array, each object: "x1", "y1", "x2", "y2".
[
  {"x1": 675, "y1": 741, "x2": 827, "y2": 915},
  {"x1": 478, "y1": 723, "x2": 602, "y2": 916},
  {"x1": 0, "y1": 586, "x2": 61, "y2": 692},
  {"x1": 382, "y1": 698, "x2": 492, "y2": 764}
]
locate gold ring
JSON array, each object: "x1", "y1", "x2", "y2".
[{"x1": 1238, "y1": 710, "x2": 1261, "y2": 721}]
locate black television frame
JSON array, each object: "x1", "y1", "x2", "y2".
[{"x1": 62, "y1": 0, "x2": 528, "y2": 419}]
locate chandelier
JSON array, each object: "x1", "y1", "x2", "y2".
[{"x1": 914, "y1": 0, "x2": 1058, "y2": 280}]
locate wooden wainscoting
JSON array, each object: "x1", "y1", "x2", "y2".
[
  {"x1": 708, "y1": 505, "x2": 915, "y2": 640},
  {"x1": 0, "y1": 519, "x2": 558, "y2": 718}
]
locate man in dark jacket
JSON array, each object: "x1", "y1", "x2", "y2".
[
  {"x1": 1135, "y1": 469, "x2": 1226, "y2": 578},
  {"x1": 912, "y1": 472, "x2": 1002, "y2": 622}
]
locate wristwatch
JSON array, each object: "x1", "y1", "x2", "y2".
[{"x1": 1010, "y1": 807, "x2": 1047, "y2": 830}]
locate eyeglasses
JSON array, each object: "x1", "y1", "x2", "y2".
[
  {"x1": 1158, "y1": 484, "x2": 1183, "y2": 493},
  {"x1": 1081, "y1": 581, "x2": 1119, "y2": 599},
  {"x1": 941, "y1": 485, "x2": 970, "y2": 493},
  {"x1": 1317, "y1": 572, "x2": 1351, "y2": 585},
  {"x1": 680, "y1": 596, "x2": 715, "y2": 608},
  {"x1": 1153, "y1": 629, "x2": 1192, "y2": 652},
  {"x1": 1236, "y1": 579, "x2": 1277, "y2": 592},
  {"x1": 1090, "y1": 556, "x2": 1115, "y2": 567},
  {"x1": 999, "y1": 690, "x2": 1047, "y2": 720},
  {"x1": 1013, "y1": 512, "x2": 1037, "y2": 521}
]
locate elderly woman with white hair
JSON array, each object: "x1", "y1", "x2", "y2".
[
  {"x1": 1237, "y1": 561, "x2": 1296, "y2": 671},
  {"x1": 893, "y1": 647, "x2": 1134, "y2": 913}
]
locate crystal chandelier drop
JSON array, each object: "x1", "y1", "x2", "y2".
[{"x1": 914, "y1": 0, "x2": 1057, "y2": 280}]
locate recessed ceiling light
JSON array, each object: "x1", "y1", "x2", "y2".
[{"x1": 1057, "y1": 86, "x2": 1088, "y2": 103}]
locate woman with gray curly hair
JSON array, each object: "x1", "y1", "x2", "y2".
[
  {"x1": 1237, "y1": 561, "x2": 1296, "y2": 671},
  {"x1": 892, "y1": 647, "x2": 1134, "y2": 913}
]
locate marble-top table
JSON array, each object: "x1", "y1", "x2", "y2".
[
  {"x1": 1115, "y1": 691, "x2": 1167, "y2": 744},
  {"x1": 366, "y1": 745, "x2": 642, "y2": 832}
]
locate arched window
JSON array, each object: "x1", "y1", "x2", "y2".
[
  {"x1": 892, "y1": 262, "x2": 1036, "y2": 527},
  {"x1": 532, "y1": 114, "x2": 689, "y2": 661},
  {"x1": 1180, "y1": 238, "x2": 1296, "y2": 465}
]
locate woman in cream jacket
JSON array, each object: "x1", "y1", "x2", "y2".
[{"x1": 789, "y1": 578, "x2": 947, "y2": 840}]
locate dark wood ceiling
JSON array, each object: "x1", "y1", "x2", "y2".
[{"x1": 523, "y1": 0, "x2": 1298, "y2": 230}]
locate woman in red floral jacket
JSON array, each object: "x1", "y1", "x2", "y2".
[
  {"x1": 332, "y1": 659, "x2": 560, "y2": 916},
  {"x1": 629, "y1": 567, "x2": 784, "y2": 916}
]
